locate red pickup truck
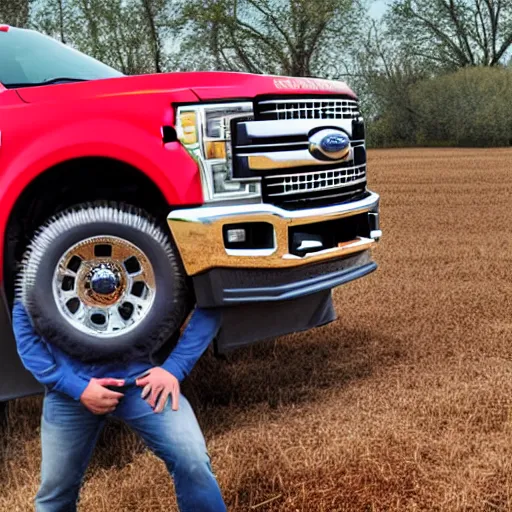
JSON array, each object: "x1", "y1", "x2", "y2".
[{"x1": 0, "y1": 26, "x2": 381, "y2": 402}]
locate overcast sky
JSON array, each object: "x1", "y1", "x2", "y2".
[{"x1": 369, "y1": 0, "x2": 388, "y2": 19}]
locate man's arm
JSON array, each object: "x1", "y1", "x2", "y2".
[
  {"x1": 161, "y1": 307, "x2": 222, "y2": 381},
  {"x1": 136, "y1": 307, "x2": 221, "y2": 412},
  {"x1": 11, "y1": 301, "x2": 90, "y2": 400}
]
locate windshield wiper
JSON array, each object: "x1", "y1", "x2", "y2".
[
  {"x1": 42, "y1": 77, "x2": 89, "y2": 85},
  {"x1": 5, "y1": 77, "x2": 89, "y2": 88}
]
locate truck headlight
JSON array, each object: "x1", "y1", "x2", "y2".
[{"x1": 176, "y1": 102, "x2": 260, "y2": 203}]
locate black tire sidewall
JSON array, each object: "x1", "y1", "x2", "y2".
[{"x1": 28, "y1": 220, "x2": 183, "y2": 362}]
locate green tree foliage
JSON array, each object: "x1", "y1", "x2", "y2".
[
  {"x1": 368, "y1": 67, "x2": 512, "y2": 147},
  {"x1": 412, "y1": 67, "x2": 512, "y2": 146}
]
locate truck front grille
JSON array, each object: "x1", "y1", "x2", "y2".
[
  {"x1": 265, "y1": 164, "x2": 366, "y2": 197},
  {"x1": 232, "y1": 96, "x2": 367, "y2": 208},
  {"x1": 257, "y1": 98, "x2": 360, "y2": 121}
]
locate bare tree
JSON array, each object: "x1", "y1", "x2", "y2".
[
  {"x1": 350, "y1": 20, "x2": 430, "y2": 146},
  {"x1": 181, "y1": 0, "x2": 362, "y2": 77},
  {"x1": 0, "y1": 0, "x2": 32, "y2": 27},
  {"x1": 57, "y1": 0, "x2": 65, "y2": 42},
  {"x1": 32, "y1": 0, "x2": 175, "y2": 74},
  {"x1": 388, "y1": 0, "x2": 512, "y2": 68},
  {"x1": 140, "y1": 0, "x2": 164, "y2": 73}
]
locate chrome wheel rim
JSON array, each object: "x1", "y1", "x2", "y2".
[{"x1": 52, "y1": 236, "x2": 156, "y2": 337}]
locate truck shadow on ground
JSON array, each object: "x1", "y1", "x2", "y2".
[
  {"x1": 89, "y1": 325, "x2": 405, "y2": 471},
  {"x1": 0, "y1": 325, "x2": 405, "y2": 478}
]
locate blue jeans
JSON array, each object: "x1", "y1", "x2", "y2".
[{"x1": 36, "y1": 384, "x2": 227, "y2": 512}]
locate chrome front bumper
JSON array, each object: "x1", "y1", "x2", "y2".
[{"x1": 167, "y1": 191, "x2": 381, "y2": 276}]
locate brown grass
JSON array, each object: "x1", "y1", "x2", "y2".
[{"x1": 2, "y1": 147, "x2": 512, "y2": 511}]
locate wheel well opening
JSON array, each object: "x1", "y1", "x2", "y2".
[{"x1": 3, "y1": 157, "x2": 172, "y2": 305}]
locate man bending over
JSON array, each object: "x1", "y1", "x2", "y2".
[{"x1": 12, "y1": 301, "x2": 227, "y2": 512}]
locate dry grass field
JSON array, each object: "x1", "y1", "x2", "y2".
[{"x1": 2, "y1": 147, "x2": 512, "y2": 511}]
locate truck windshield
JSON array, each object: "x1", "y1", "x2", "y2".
[{"x1": 0, "y1": 27, "x2": 123, "y2": 88}]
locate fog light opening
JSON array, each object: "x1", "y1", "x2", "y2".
[
  {"x1": 223, "y1": 222, "x2": 274, "y2": 250},
  {"x1": 226, "y1": 228, "x2": 247, "y2": 244}
]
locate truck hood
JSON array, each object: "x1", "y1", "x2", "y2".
[
  {"x1": 15, "y1": 71, "x2": 357, "y2": 104},
  {"x1": 187, "y1": 72, "x2": 357, "y2": 100}
]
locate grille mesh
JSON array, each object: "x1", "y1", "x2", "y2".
[
  {"x1": 258, "y1": 98, "x2": 360, "y2": 121},
  {"x1": 265, "y1": 165, "x2": 366, "y2": 197}
]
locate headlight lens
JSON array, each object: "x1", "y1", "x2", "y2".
[
  {"x1": 179, "y1": 112, "x2": 199, "y2": 145},
  {"x1": 176, "y1": 102, "x2": 260, "y2": 203},
  {"x1": 205, "y1": 141, "x2": 227, "y2": 160}
]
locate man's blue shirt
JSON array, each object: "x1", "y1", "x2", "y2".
[{"x1": 11, "y1": 301, "x2": 221, "y2": 400}]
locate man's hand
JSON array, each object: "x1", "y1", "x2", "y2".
[
  {"x1": 80, "y1": 378, "x2": 125, "y2": 415},
  {"x1": 136, "y1": 367, "x2": 179, "y2": 413}
]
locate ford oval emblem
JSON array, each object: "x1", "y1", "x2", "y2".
[
  {"x1": 309, "y1": 129, "x2": 350, "y2": 161},
  {"x1": 321, "y1": 134, "x2": 349, "y2": 153}
]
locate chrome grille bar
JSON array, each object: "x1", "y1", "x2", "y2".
[
  {"x1": 258, "y1": 98, "x2": 360, "y2": 121},
  {"x1": 265, "y1": 165, "x2": 366, "y2": 197}
]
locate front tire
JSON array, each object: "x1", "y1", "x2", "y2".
[{"x1": 17, "y1": 202, "x2": 190, "y2": 362}]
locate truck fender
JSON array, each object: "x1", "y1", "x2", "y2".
[{"x1": 0, "y1": 119, "x2": 201, "y2": 280}]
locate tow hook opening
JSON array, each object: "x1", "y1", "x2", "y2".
[{"x1": 288, "y1": 212, "x2": 371, "y2": 257}]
